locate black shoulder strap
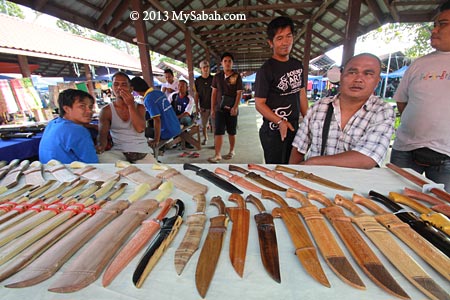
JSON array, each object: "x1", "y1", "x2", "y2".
[{"x1": 321, "y1": 103, "x2": 334, "y2": 156}]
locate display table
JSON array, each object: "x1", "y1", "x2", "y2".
[
  {"x1": 0, "y1": 133, "x2": 42, "y2": 162},
  {"x1": 1, "y1": 164, "x2": 449, "y2": 300}
]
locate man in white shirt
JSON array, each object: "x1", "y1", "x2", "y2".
[
  {"x1": 161, "y1": 69, "x2": 178, "y2": 99},
  {"x1": 390, "y1": 1, "x2": 450, "y2": 191}
]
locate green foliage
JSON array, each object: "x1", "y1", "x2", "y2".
[
  {"x1": 360, "y1": 22, "x2": 433, "y2": 58},
  {"x1": 0, "y1": 1, "x2": 25, "y2": 18},
  {"x1": 56, "y1": 19, "x2": 86, "y2": 35}
]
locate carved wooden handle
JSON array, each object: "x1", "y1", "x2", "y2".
[
  {"x1": 307, "y1": 192, "x2": 333, "y2": 207},
  {"x1": 334, "y1": 195, "x2": 364, "y2": 216},
  {"x1": 214, "y1": 167, "x2": 232, "y2": 178},
  {"x1": 389, "y1": 192, "x2": 432, "y2": 214},
  {"x1": 245, "y1": 194, "x2": 266, "y2": 213},
  {"x1": 352, "y1": 194, "x2": 385, "y2": 214},
  {"x1": 211, "y1": 196, "x2": 225, "y2": 215},
  {"x1": 261, "y1": 189, "x2": 288, "y2": 207},
  {"x1": 193, "y1": 194, "x2": 206, "y2": 213},
  {"x1": 403, "y1": 188, "x2": 444, "y2": 205},
  {"x1": 228, "y1": 193, "x2": 246, "y2": 209},
  {"x1": 247, "y1": 164, "x2": 269, "y2": 173},
  {"x1": 274, "y1": 165, "x2": 298, "y2": 175},
  {"x1": 285, "y1": 188, "x2": 310, "y2": 207}
]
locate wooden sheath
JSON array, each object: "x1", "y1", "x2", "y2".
[
  {"x1": 215, "y1": 167, "x2": 262, "y2": 194},
  {"x1": 0, "y1": 159, "x2": 19, "y2": 181},
  {"x1": 48, "y1": 199, "x2": 159, "y2": 293},
  {"x1": 45, "y1": 160, "x2": 79, "y2": 183},
  {"x1": 0, "y1": 160, "x2": 30, "y2": 189},
  {"x1": 336, "y1": 195, "x2": 450, "y2": 300},
  {"x1": 353, "y1": 194, "x2": 450, "y2": 281},
  {"x1": 174, "y1": 193, "x2": 207, "y2": 275},
  {"x1": 156, "y1": 167, "x2": 208, "y2": 196},
  {"x1": 117, "y1": 165, "x2": 162, "y2": 190},
  {"x1": 286, "y1": 189, "x2": 365, "y2": 290},
  {"x1": 71, "y1": 164, "x2": 119, "y2": 182},
  {"x1": 3, "y1": 200, "x2": 130, "y2": 288},
  {"x1": 23, "y1": 161, "x2": 45, "y2": 186},
  {"x1": 403, "y1": 187, "x2": 450, "y2": 217}
]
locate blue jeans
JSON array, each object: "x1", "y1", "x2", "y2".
[{"x1": 390, "y1": 149, "x2": 450, "y2": 192}]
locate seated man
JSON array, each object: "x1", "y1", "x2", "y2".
[
  {"x1": 289, "y1": 53, "x2": 395, "y2": 169},
  {"x1": 39, "y1": 89, "x2": 98, "y2": 164},
  {"x1": 130, "y1": 77, "x2": 181, "y2": 148},
  {"x1": 96, "y1": 72, "x2": 156, "y2": 163},
  {"x1": 168, "y1": 79, "x2": 195, "y2": 127}
]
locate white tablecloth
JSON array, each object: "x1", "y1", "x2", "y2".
[{"x1": 1, "y1": 164, "x2": 449, "y2": 300}]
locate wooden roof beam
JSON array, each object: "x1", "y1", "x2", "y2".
[
  {"x1": 188, "y1": 15, "x2": 309, "y2": 27},
  {"x1": 105, "y1": 0, "x2": 131, "y2": 35},
  {"x1": 383, "y1": 0, "x2": 400, "y2": 22},
  {"x1": 96, "y1": 0, "x2": 121, "y2": 30},
  {"x1": 363, "y1": 0, "x2": 386, "y2": 25}
]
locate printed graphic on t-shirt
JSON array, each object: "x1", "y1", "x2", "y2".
[
  {"x1": 269, "y1": 104, "x2": 292, "y2": 130},
  {"x1": 420, "y1": 70, "x2": 450, "y2": 80},
  {"x1": 277, "y1": 69, "x2": 303, "y2": 96}
]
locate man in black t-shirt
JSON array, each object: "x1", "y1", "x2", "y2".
[
  {"x1": 194, "y1": 60, "x2": 214, "y2": 145},
  {"x1": 254, "y1": 16, "x2": 308, "y2": 164},
  {"x1": 209, "y1": 52, "x2": 243, "y2": 163}
]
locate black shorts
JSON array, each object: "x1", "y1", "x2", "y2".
[{"x1": 214, "y1": 110, "x2": 237, "y2": 135}]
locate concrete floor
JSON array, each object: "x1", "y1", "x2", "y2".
[{"x1": 157, "y1": 103, "x2": 265, "y2": 164}]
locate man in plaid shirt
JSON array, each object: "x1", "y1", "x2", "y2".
[{"x1": 289, "y1": 53, "x2": 395, "y2": 169}]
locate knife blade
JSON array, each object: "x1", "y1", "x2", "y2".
[
  {"x1": 389, "y1": 192, "x2": 450, "y2": 235},
  {"x1": 183, "y1": 163, "x2": 243, "y2": 194},
  {"x1": 286, "y1": 188, "x2": 365, "y2": 290},
  {"x1": 215, "y1": 167, "x2": 263, "y2": 193},
  {"x1": 226, "y1": 193, "x2": 250, "y2": 278},
  {"x1": 248, "y1": 164, "x2": 322, "y2": 194},
  {"x1": 275, "y1": 165, "x2": 353, "y2": 191},
  {"x1": 261, "y1": 189, "x2": 330, "y2": 287},
  {"x1": 229, "y1": 164, "x2": 286, "y2": 191},
  {"x1": 245, "y1": 194, "x2": 281, "y2": 283},
  {"x1": 174, "y1": 193, "x2": 207, "y2": 275},
  {"x1": 353, "y1": 193, "x2": 450, "y2": 281},
  {"x1": 368, "y1": 190, "x2": 450, "y2": 257},
  {"x1": 195, "y1": 196, "x2": 228, "y2": 298},
  {"x1": 335, "y1": 194, "x2": 450, "y2": 300},
  {"x1": 308, "y1": 192, "x2": 410, "y2": 300},
  {"x1": 133, "y1": 199, "x2": 185, "y2": 288}
]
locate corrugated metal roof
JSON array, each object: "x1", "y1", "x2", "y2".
[
  {"x1": 6, "y1": 0, "x2": 446, "y2": 72},
  {"x1": 0, "y1": 14, "x2": 163, "y2": 76}
]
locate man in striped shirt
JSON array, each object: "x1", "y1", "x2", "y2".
[{"x1": 289, "y1": 53, "x2": 395, "y2": 169}]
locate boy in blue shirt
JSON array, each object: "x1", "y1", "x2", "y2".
[{"x1": 39, "y1": 89, "x2": 98, "y2": 163}]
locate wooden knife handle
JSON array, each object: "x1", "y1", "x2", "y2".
[
  {"x1": 154, "y1": 198, "x2": 174, "y2": 221},
  {"x1": 352, "y1": 194, "x2": 386, "y2": 214},
  {"x1": 245, "y1": 195, "x2": 267, "y2": 213},
  {"x1": 334, "y1": 195, "x2": 365, "y2": 216},
  {"x1": 228, "y1": 193, "x2": 246, "y2": 209},
  {"x1": 389, "y1": 192, "x2": 432, "y2": 214},
  {"x1": 193, "y1": 194, "x2": 206, "y2": 213},
  {"x1": 247, "y1": 164, "x2": 269, "y2": 173},
  {"x1": 214, "y1": 167, "x2": 232, "y2": 178},
  {"x1": 403, "y1": 188, "x2": 444, "y2": 205},
  {"x1": 307, "y1": 192, "x2": 333, "y2": 207},
  {"x1": 285, "y1": 188, "x2": 310, "y2": 207},
  {"x1": 211, "y1": 196, "x2": 226, "y2": 215},
  {"x1": 228, "y1": 165, "x2": 249, "y2": 175},
  {"x1": 274, "y1": 165, "x2": 298, "y2": 175},
  {"x1": 261, "y1": 189, "x2": 288, "y2": 207}
]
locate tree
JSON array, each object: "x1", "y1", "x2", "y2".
[
  {"x1": 359, "y1": 23, "x2": 433, "y2": 59},
  {"x1": 0, "y1": 1, "x2": 25, "y2": 18}
]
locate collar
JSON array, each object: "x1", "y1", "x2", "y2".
[{"x1": 143, "y1": 87, "x2": 154, "y2": 98}]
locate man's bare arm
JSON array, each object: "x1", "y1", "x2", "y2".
[
  {"x1": 96, "y1": 106, "x2": 111, "y2": 153},
  {"x1": 302, "y1": 151, "x2": 377, "y2": 169}
]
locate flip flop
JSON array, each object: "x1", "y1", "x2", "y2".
[
  {"x1": 207, "y1": 156, "x2": 221, "y2": 163},
  {"x1": 179, "y1": 151, "x2": 192, "y2": 157},
  {"x1": 223, "y1": 152, "x2": 235, "y2": 160},
  {"x1": 189, "y1": 152, "x2": 200, "y2": 158}
]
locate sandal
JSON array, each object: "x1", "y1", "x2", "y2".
[
  {"x1": 179, "y1": 151, "x2": 192, "y2": 157},
  {"x1": 207, "y1": 156, "x2": 222, "y2": 163},
  {"x1": 189, "y1": 152, "x2": 200, "y2": 158},
  {"x1": 202, "y1": 139, "x2": 208, "y2": 145},
  {"x1": 223, "y1": 152, "x2": 235, "y2": 160}
]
